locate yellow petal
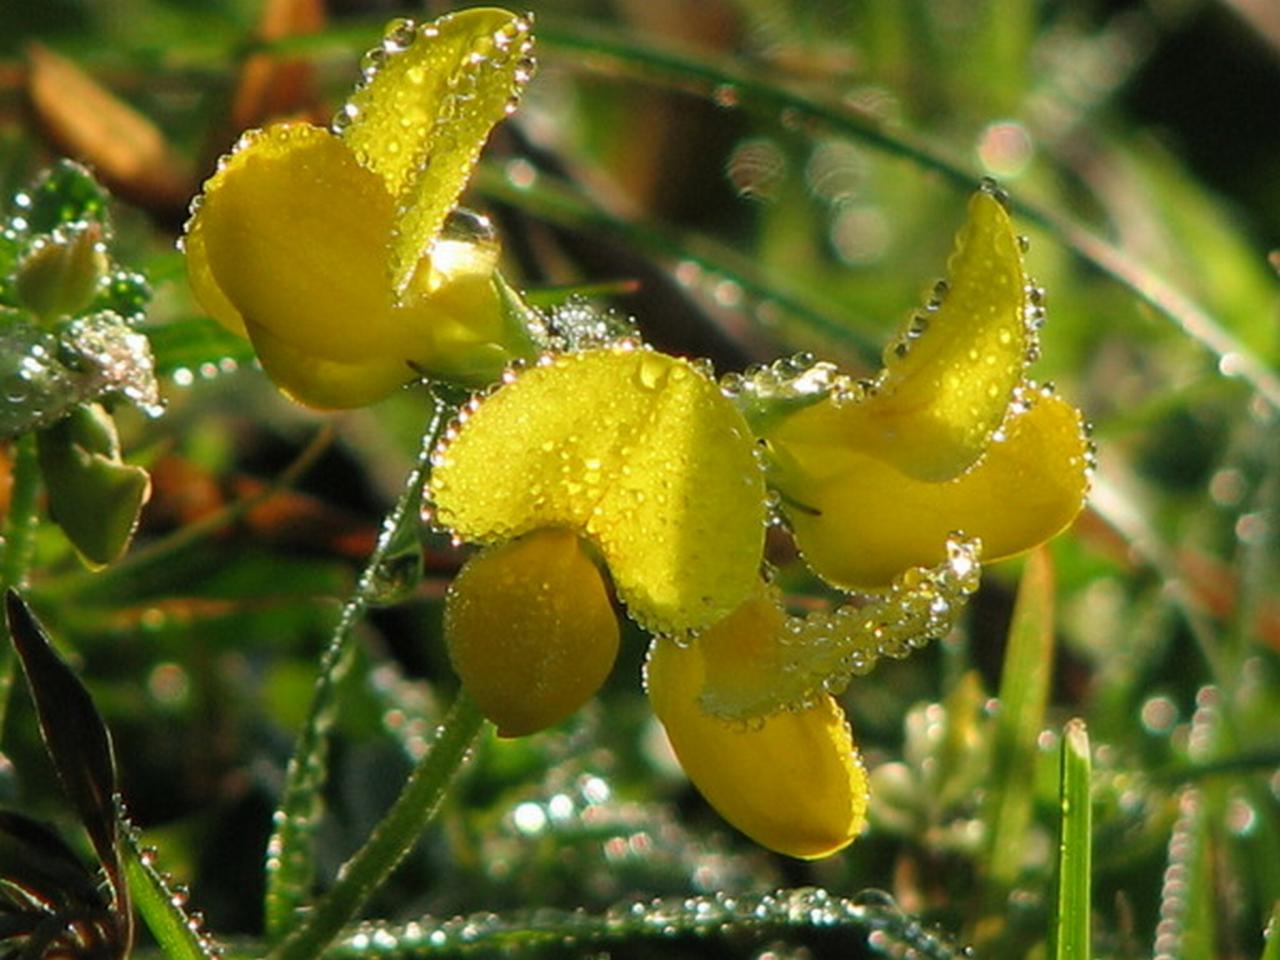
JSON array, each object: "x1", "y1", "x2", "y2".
[
  {"x1": 242, "y1": 315, "x2": 413, "y2": 409},
  {"x1": 430, "y1": 348, "x2": 766, "y2": 634},
  {"x1": 772, "y1": 190, "x2": 1030, "y2": 482},
  {"x1": 775, "y1": 387, "x2": 1090, "y2": 588},
  {"x1": 184, "y1": 122, "x2": 512, "y2": 406},
  {"x1": 338, "y1": 9, "x2": 533, "y2": 298},
  {"x1": 698, "y1": 543, "x2": 980, "y2": 720},
  {"x1": 445, "y1": 528, "x2": 619, "y2": 737},
  {"x1": 187, "y1": 123, "x2": 398, "y2": 359},
  {"x1": 646, "y1": 636, "x2": 867, "y2": 859}
]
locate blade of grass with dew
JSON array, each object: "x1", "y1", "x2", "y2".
[
  {"x1": 1262, "y1": 902, "x2": 1280, "y2": 960},
  {"x1": 320, "y1": 888, "x2": 962, "y2": 959},
  {"x1": 983, "y1": 548, "x2": 1056, "y2": 910},
  {"x1": 121, "y1": 829, "x2": 220, "y2": 960},
  {"x1": 533, "y1": 17, "x2": 1280, "y2": 410},
  {"x1": 263, "y1": 400, "x2": 448, "y2": 942},
  {"x1": 1052, "y1": 719, "x2": 1092, "y2": 960},
  {"x1": 1154, "y1": 789, "x2": 1216, "y2": 960},
  {"x1": 267, "y1": 692, "x2": 486, "y2": 960}
]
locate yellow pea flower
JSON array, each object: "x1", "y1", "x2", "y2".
[
  {"x1": 183, "y1": 9, "x2": 540, "y2": 408},
  {"x1": 758, "y1": 189, "x2": 1092, "y2": 588},
  {"x1": 429, "y1": 346, "x2": 912, "y2": 857},
  {"x1": 428, "y1": 189, "x2": 1089, "y2": 861}
]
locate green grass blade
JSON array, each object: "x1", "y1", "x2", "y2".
[
  {"x1": 1262, "y1": 903, "x2": 1280, "y2": 960},
  {"x1": 268, "y1": 692, "x2": 487, "y2": 960},
  {"x1": 320, "y1": 888, "x2": 963, "y2": 959},
  {"x1": 1155, "y1": 789, "x2": 1215, "y2": 960},
  {"x1": 1053, "y1": 719, "x2": 1092, "y2": 960},
  {"x1": 984, "y1": 548, "x2": 1056, "y2": 893}
]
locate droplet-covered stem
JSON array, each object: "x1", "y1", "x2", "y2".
[{"x1": 266, "y1": 691, "x2": 487, "y2": 960}]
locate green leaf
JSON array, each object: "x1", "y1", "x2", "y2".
[
  {"x1": 1052, "y1": 718, "x2": 1092, "y2": 960},
  {"x1": 36, "y1": 403, "x2": 150, "y2": 568},
  {"x1": 4, "y1": 590, "x2": 132, "y2": 953},
  {"x1": 21, "y1": 160, "x2": 110, "y2": 234}
]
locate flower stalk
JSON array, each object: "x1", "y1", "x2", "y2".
[{"x1": 266, "y1": 691, "x2": 487, "y2": 960}]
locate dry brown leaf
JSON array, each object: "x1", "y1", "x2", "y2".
[
  {"x1": 26, "y1": 42, "x2": 194, "y2": 216},
  {"x1": 228, "y1": 0, "x2": 327, "y2": 133}
]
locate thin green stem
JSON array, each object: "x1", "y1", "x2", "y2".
[
  {"x1": 264, "y1": 399, "x2": 450, "y2": 942},
  {"x1": 0, "y1": 433, "x2": 42, "y2": 734},
  {"x1": 267, "y1": 691, "x2": 486, "y2": 960}
]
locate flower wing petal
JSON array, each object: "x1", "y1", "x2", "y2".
[
  {"x1": 646, "y1": 636, "x2": 867, "y2": 859},
  {"x1": 430, "y1": 349, "x2": 766, "y2": 633},
  {"x1": 778, "y1": 389, "x2": 1090, "y2": 588},
  {"x1": 339, "y1": 8, "x2": 533, "y2": 298},
  {"x1": 445, "y1": 529, "x2": 618, "y2": 737},
  {"x1": 773, "y1": 190, "x2": 1030, "y2": 482}
]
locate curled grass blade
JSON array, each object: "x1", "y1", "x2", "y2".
[{"x1": 534, "y1": 17, "x2": 1280, "y2": 410}]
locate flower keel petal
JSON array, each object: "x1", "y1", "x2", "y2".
[
  {"x1": 445, "y1": 528, "x2": 619, "y2": 737},
  {"x1": 646, "y1": 637, "x2": 867, "y2": 859}
]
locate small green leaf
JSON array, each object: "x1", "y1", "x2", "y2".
[
  {"x1": 15, "y1": 221, "x2": 109, "y2": 322},
  {"x1": 20, "y1": 160, "x2": 110, "y2": 234},
  {"x1": 4, "y1": 590, "x2": 132, "y2": 954}
]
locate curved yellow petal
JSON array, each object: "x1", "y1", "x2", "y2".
[
  {"x1": 772, "y1": 190, "x2": 1030, "y2": 481},
  {"x1": 775, "y1": 388, "x2": 1090, "y2": 588},
  {"x1": 445, "y1": 528, "x2": 619, "y2": 737},
  {"x1": 646, "y1": 636, "x2": 867, "y2": 859},
  {"x1": 339, "y1": 9, "x2": 533, "y2": 298},
  {"x1": 184, "y1": 122, "x2": 512, "y2": 406},
  {"x1": 430, "y1": 348, "x2": 766, "y2": 634}
]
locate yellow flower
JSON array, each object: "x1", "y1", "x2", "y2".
[
  {"x1": 182, "y1": 9, "x2": 539, "y2": 408},
  {"x1": 430, "y1": 345, "x2": 868, "y2": 858},
  {"x1": 428, "y1": 189, "x2": 1090, "y2": 861},
  {"x1": 758, "y1": 190, "x2": 1092, "y2": 590}
]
